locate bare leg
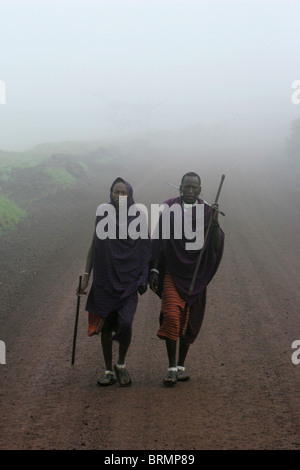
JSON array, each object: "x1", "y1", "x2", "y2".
[
  {"x1": 165, "y1": 338, "x2": 177, "y2": 368},
  {"x1": 178, "y1": 339, "x2": 190, "y2": 367},
  {"x1": 177, "y1": 339, "x2": 190, "y2": 382},
  {"x1": 163, "y1": 338, "x2": 178, "y2": 386},
  {"x1": 101, "y1": 324, "x2": 113, "y2": 371},
  {"x1": 117, "y1": 343, "x2": 129, "y2": 366},
  {"x1": 97, "y1": 323, "x2": 116, "y2": 386},
  {"x1": 114, "y1": 343, "x2": 132, "y2": 386}
]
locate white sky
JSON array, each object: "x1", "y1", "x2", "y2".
[{"x1": 0, "y1": 0, "x2": 300, "y2": 151}]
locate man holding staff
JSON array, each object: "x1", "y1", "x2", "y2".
[
  {"x1": 150, "y1": 172, "x2": 225, "y2": 386},
  {"x1": 78, "y1": 177, "x2": 151, "y2": 387}
]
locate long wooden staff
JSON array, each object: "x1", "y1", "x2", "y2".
[
  {"x1": 71, "y1": 275, "x2": 82, "y2": 365},
  {"x1": 188, "y1": 175, "x2": 225, "y2": 296}
]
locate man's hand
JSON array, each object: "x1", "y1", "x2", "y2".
[
  {"x1": 149, "y1": 271, "x2": 160, "y2": 294},
  {"x1": 211, "y1": 203, "x2": 219, "y2": 225},
  {"x1": 138, "y1": 283, "x2": 148, "y2": 295},
  {"x1": 76, "y1": 274, "x2": 89, "y2": 296}
]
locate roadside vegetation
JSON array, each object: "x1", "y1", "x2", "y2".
[
  {"x1": 0, "y1": 195, "x2": 26, "y2": 233},
  {"x1": 0, "y1": 141, "x2": 117, "y2": 234}
]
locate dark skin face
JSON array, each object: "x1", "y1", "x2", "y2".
[
  {"x1": 111, "y1": 182, "x2": 128, "y2": 207},
  {"x1": 180, "y1": 175, "x2": 201, "y2": 204}
]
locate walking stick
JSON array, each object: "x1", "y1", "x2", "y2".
[
  {"x1": 188, "y1": 175, "x2": 225, "y2": 296},
  {"x1": 71, "y1": 275, "x2": 82, "y2": 365}
]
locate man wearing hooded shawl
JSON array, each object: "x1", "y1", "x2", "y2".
[
  {"x1": 150, "y1": 172, "x2": 224, "y2": 386},
  {"x1": 79, "y1": 177, "x2": 151, "y2": 387}
]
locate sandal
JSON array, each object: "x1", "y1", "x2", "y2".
[
  {"x1": 177, "y1": 366, "x2": 190, "y2": 382},
  {"x1": 114, "y1": 363, "x2": 132, "y2": 387},
  {"x1": 97, "y1": 370, "x2": 116, "y2": 386},
  {"x1": 163, "y1": 368, "x2": 178, "y2": 387}
]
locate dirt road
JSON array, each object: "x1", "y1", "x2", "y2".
[{"x1": 0, "y1": 152, "x2": 299, "y2": 450}]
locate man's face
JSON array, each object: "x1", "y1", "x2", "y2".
[
  {"x1": 181, "y1": 175, "x2": 201, "y2": 204},
  {"x1": 111, "y1": 182, "x2": 128, "y2": 207}
]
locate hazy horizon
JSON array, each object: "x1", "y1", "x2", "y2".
[{"x1": 1, "y1": 0, "x2": 300, "y2": 155}]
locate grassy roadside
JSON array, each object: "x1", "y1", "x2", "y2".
[
  {"x1": 43, "y1": 168, "x2": 76, "y2": 189},
  {"x1": 0, "y1": 141, "x2": 103, "y2": 177},
  {"x1": 0, "y1": 141, "x2": 117, "y2": 234},
  {"x1": 0, "y1": 195, "x2": 27, "y2": 234}
]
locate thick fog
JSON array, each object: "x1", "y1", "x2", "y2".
[{"x1": 1, "y1": 0, "x2": 300, "y2": 161}]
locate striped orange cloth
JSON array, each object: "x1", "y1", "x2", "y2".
[
  {"x1": 87, "y1": 312, "x2": 104, "y2": 336},
  {"x1": 157, "y1": 272, "x2": 190, "y2": 341}
]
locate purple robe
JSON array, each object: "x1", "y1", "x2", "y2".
[
  {"x1": 152, "y1": 196, "x2": 224, "y2": 306},
  {"x1": 86, "y1": 181, "x2": 151, "y2": 319}
]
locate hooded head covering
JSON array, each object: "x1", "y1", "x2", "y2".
[
  {"x1": 110, "y1": 177, "x2": 135, "y2": 208},
  {"x1": 86, "y1": 178, "x2": 151, "y2": 318}
]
